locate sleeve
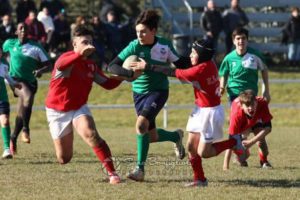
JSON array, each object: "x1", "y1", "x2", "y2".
[
  {"x1": 107, "y1": 56, "x2": 134, "y2": 77},
  {"x1": 55, "y1": 52, "x2": 81, "y2": 70},
  {"x1": 36, "y1": 44, "x2": 50, "y2": 62},
  {"x1": 175, "y1": 65, "x2": 203, "y2": 82},
  {"x1": 228, "y1": 102, "x2": 243, "y2": 134},
  {"x1": 218, "y1": 57, "x2": 229, "y2": 77},
  {"x1": 94, "y1": 68, "x2": 122, "y2": 90},
  {"x1": 2, "y1": 40, "x2": 11, "y2": 53},
  {"x1": 261, "y1": 101, "x2": 273, "y2": 123},
  {"x1": 167, "y1": 39, "x2": 181, "y2": 63}
]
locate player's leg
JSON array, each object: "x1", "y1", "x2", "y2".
[
  {"x1": 223, "y1": 149, "x2": 232, "y2": 170},
  {"x1": 230, "y1": 134, "x2": 250, "y2": 167},
  {"x1": 146, "y1": 91, "x2": 185, "y2": 159},
  {"x1": 0, "y1": 109, "x2": 13, "y2": 159},
  {"x1": 253, "y1": 127, "x2": 271, "y2": 168},
  {"x1": 53, "y1": 132, "x2": 74, "y2": 164},
  {"x1": 185, "y1": 132, "x2": 207, "y2": 187},
  {"x1": 10, "y1": 93, "x2": 24, "y2": 152},
  {"x1": 72, "y1": 106, "x2": 120, "y2": 184}
]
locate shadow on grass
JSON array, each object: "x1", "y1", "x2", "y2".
[{"x1": 219, "y1": 179, "x2": 300, "y2": 188}]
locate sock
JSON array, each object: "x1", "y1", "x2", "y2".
[
  {"x1": 213, "y1": 138, "x2": 237, "y2": 156},
  {"x1": 189, "y1": 155, "x2": 206, "y2": 182},
  {"x1": 1, "y1": 126, "x2": 11, "y2": 149},
  {"x1": 259, "y1": 151, "x2": 268, "y2": 163},
  {"x1": 156, "y1": 128, "x2": 180, "y2": 143},
  {"x1": 136, "y1": 133, "x2": 150, "y2": 171},
  {"x1": 93, "y1": 140, "x2": 116, "y2": 176}
]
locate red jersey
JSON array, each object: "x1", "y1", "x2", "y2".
[
  {"x1": 175, "y1": 60, "x2": 220, "y2": 107},
  {"x1": 229, "y1": 97, "x2": 273, "y2": 135},
  {"x1": 46, "y1": 51, "x2": 121, "y2": 111}
]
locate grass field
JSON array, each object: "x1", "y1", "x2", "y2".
[{"x1": 0, "y1": 70, "x2": 300, "y2": 199}]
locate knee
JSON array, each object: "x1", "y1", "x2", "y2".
[
  {"x1": 197, "y1": 149, "x2": 209, "y2": 158},
  {"x1": 136, "y1": 122, "x2": 148, "y2": 134},
  {"x1": 187, "y1": 142, "x2": 196, "y2": 154},
  {"x1": 0, "y1": 117, "x2": 9, "y2": 127}
]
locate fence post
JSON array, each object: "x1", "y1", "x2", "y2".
[{"x1": 163, "y1": 103, "x2": 168, "y2": 128}]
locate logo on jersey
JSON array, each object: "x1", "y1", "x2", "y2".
[{"x1": 160, "y1": 47, "x2": 167, "y2": 55}]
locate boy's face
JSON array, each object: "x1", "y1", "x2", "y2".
[
  {"x1": 135, "y1": 23, "x2": 156, "y2": 45},
  {"x1": 73, "y1": 35, "x2": 93, "y2": 53},
  {"x1": 241, "y1": 100, "x2": 257, "y2": 117},
  {"x1": 233, "y1": 34, "x2": 248, "y2": 52}
]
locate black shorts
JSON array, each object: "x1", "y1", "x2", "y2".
[
  {"x1": 12, "y1": 78, "x2": 38, "y2": 97},
  {"x1": 133, "y1": 90, "x2": 169, "y2": 130},
  {"x1": 0, "y1": 101, "x2": 10, "y2": 115}
]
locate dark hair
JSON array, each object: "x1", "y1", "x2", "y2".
[
  {"x1": 232, "y1": 27, "x2": 249, "y2": 40},
  {"x1": 135, "y1": 9, "x2": 160, "y2": 30},
  {"x1": 192, "y1": 38, "x2": 215, "y2": 63},
  {"x1": 239, "y1": 89, "x2": 256, "y2": 106},
  {"x1": 72, "y1": 25, "x2": 93, "y2": 37}
]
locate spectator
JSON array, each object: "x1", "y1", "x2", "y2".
[
  {"x1": 25, "y1": 10, "x2": 47, "y2": 45},
  {"x1": 90, "y1": 15, "x2": 108, "y2": 66},
  {"x1": 99, "y1": 0, "x2": 123, "y2": 23},
  {"x1": 16, "y1": 0, "x2": 37, "y2": 23},
  {"x1": 0, "y1": 14, "x2": 16, "y2": 46},
  {"x1": 105, "y1": 10, "x2": 123, "y2": 59},
  {"x1": 222, "y1": 0, "x2": 249, "y2": 53},
  {"x1": 283, "y1": 7, "x2": 300, "y2": 67},
  {"x1": 38, "y1": 7, "x2": 55, "y2": 54},
  {"x1": 200, "y1": 0, "x2": 223, "y2": 52},
  {"x1": 70, "y1": 15, "x2": 87, "y2": 39},
  {"x1": 39, "y1": 0, "x2": 65, "y2": 18},
  {"x1": 53, "y1": 10, "x2": 70, "y2": 53},
  {"x1": 0, "y1": 0, "x2": 12, "y2": 17}
]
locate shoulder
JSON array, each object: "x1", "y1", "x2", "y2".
[{"x1": 156, "y1": 36, "x2": 172, "y2": 45}]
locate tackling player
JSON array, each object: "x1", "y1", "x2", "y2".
[
  {"x1": 223, "y1": 90, "x2": 273, "y2": 170},
  {"x1": 107, "y1": 9, "x2": 191, "y2": 182},
  {"x1": 131, "y1": 39, "x2": 237, "y2": 187},
  {"x1": 45, "y1": 25, "x2": 122, "y2": 184}
]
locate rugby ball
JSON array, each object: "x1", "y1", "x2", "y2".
[{"x1": 122, "y1": 55, "x2": 139, "y2": 70}]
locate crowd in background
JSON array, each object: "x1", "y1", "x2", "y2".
[{"x1": 0, "y1": 0, "x2": 136, "y2": 67}]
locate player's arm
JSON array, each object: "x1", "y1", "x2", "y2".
[
  {"x1": 107, "y1": 56, "x2": 134, "y2": 78},
  {"x1": 218, "y1": 59, "x2": 229, "y2": 96},
  {"x1": 172, "y1": 56, "x2": 191, "y2": 69},
  {"x1": 242, "y1": 121, "x2": 272, "y2": 148},
  {"x1": 94, "y1": 68, "x2": 122, "y2": 90},
  {"x1": 55, "y1": 52, "x2": 81, "y2": 71},
  {"x1": 261, "y1": 69, "x2": 271, "y2": 103},
  {"x1": 34, "y1": 60, "x2": 53, "y2": 78}
]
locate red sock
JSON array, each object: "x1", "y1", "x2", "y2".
[
  {"x1": 259, "y1": 152, "x2": 268, "y2": 163},
  {"x1": 93, "y1": 140, "x2": 116, "y2": 176},
  {"x1": 189, "y1": 155, "x2": 206, "y2": 182},
  {"x1": 213, "y1": 138, "x2": 236, "y2": 156}
]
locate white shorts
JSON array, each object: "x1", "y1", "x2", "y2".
[
  {"x1": 186, "y1": 105, "x2": 225, "y2": 143},
  {"x1": 46, "y1": 104, "x2": 92, "y2": 139}
]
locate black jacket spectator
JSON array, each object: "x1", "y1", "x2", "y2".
[
  {"x1": 0, "y1": 14, "x2": 16, "y2": 46},
  {"x1": 16, "y1": 0, "x2": 37, "y2": 23}
]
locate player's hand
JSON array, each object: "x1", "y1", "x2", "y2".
[
  {"x1": 130, "y1": 58, "x2": 147, "y2": 71},
  {"x1": 262, "y1": 91, "x2": 271, "y2": 103},
  {"x1": 81, "y1": 44, "x2": 96, "y2": 57},
  {"x1": 219, "y1": 87, "x2": 225, "y2": 96},
  {"x1": 33, "y1": 70, "x2": 42, "y2": 78}
]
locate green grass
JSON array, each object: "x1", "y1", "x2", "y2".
[
  {"x1": 0, "y1": 127, "x2": 299, "y2": 200},
  {"x1": 1, "y1": 70, "x2": 300, "y2": 199}
]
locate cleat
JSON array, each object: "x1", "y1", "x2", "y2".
[
  {"x1": 109, "y1": 174, "x2": 121, "y2": 185},
  {"x1": 10, "y1": 139, "x2": 17, "y2": 155},
  {"x1": 2, "y1": 149, "x2": 13, "y2": 159},
  {"x1": 21, "y1": 131, "x2": 30, "y2": 144},
  {"x1": 260, "y1": 161, "x2": 273, "y2": 169},
  {"x1": 174, "y1": 129, "x2": 185, "y2": 160},
  {"x1": 127, "y1": 168, "x2": 145, "y2": 182},
  {"x1": 184, "y1": 179, "x2": 208, "y2": 187}
]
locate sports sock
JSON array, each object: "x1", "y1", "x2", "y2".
[
  {"x1": 213, "y1": 138, "x2": 237, "y2": 156},
  {"x1": 1, "y1": 126, "x2": 11, "y2": 149},
  {"x1": 156, "y1": 128, "x2": 180, "y2": 143},
  {"x1": 189, "y1": 155, "x2": 206, "y2": 182},
  {"x1": 93, "y1": 140, "x2": 116, "y2": 176},
  {"x1": 259, "y1": 152, "x2": 268, "y2": 163},
  {"x1": 136, "y1": 133, "x2": 149, "y2": 171}
]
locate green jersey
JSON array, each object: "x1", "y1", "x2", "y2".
[
  {"x1": 0, "y1": 62, "x2": 10, "y2": 102},
  {"x1": 3, "y1": 39, "x2": 49, "y2": 83},
  {"x1": 118, "y1": 36, "x2": 180, "y2": 94},
  {"x1": 219, "y1": 47, "x2": 267, "y2": 96}
]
